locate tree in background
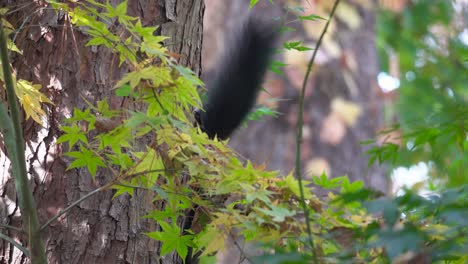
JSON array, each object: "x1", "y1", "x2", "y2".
[{"x1": 203, "y1": 0, "x2": 388, "y2": 192}]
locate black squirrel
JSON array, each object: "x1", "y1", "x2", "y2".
[
  {"x1": 195, "y1": 16, "x2": 279, "y2": 139},
  {"x1": 185, "y1": 16, "x2": 279, "y2": 264}
]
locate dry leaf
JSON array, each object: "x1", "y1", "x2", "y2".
[
  {"x1": 284, "y1": 47, "x2": 311, "y2": 70},
  {"x1": 306, "y1": 157, "x2": 331, "y2": 177},
  {"x1": 95, "y1": 117, "x2": 121, "y2": 133},
  {"x1": 320, "y1": 112, "x2": 347, "y2": 145},
  {"x1": 322, "y1": 35, "x2": 342, "y2": 59},
  {"x1": 331, "y1": 98, "x2": 362, "y2": 126},
  {"x1": 285, "y1": 66, "x2": 314, "y2": 97},
  {"x1": 377, "y1": 129, "x2": 402, "y2": 146},
  {"x1": 341, "y1": 51, "x2": 358, "y2": 74},
  {"x1": 343, "y1": 70, "x2": 359, "y2": 97},
  {"x1": 336, "y1": 2, "x2": 361, "y2": 30}
]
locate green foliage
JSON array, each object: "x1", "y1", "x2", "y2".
[
  {"x1": 52, "y1": 2, "x2": 361, "y2": 262},
  {"x1": 359, "y1": 1, "x2": 468, "y2": 262},
  {"x1": 377, "y1": 0, "x2": 467, "y2": 186},
  {"x1": 38, "y1": 1, "x2": 467, "y2": 263},
  {"x1": 283, "y1": 41, "x2": 313, "y2": 51},
  {"x1": 298, "y1": 14, "x2": 326, "y2": 21}
]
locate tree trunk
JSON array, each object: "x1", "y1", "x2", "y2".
[
  {"x1": 203, "y1": 0, "x2": 388, "y2": 193},
  {"x1": 0, "y1": 0, "x2": 203, "y2": 263}
]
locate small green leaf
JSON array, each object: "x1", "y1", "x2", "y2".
[
  {"x1": 112, "y1": 182, "x2": 135, "y2": 198},
  {"x1": 249, "y1": 0, "x2": 260, "y2": 9},
  {"x1": 58, "y1": 124, "x2": 88, "y2": 147},
  {"x1": 269, "y1": 60, "x2": 287, "y2": 76},
  {"x1": 283, "y1": 41, "x2": 313, "y2": 51},
  {"x1": 66, "y1": 147, "x2": 106, "y2": 177},
  {"x1": 115, "y1": 84, "x2": 132, "y2": 97},
  {"x1": 146, "y1": 222, "x2": 193, "y2": 260},
  {"x1": 298, "y1": 14, "x2": 326, "y2": 21},
  {"x1": 256, "y1": 205, "x2": 295, "y2": 222},
  {"x1": 280, "y1": 26, "x2": 296, "y2": 33}
]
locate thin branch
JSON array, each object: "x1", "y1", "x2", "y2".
[
  {"x1": 40, "y1": 168, "x2": 170, "y2": 230},
  {"x1": 40, "y1": 186, "x2": 104, "y2": 230},
  {"x1": 294, "y1": 0, "x2": 341, "y2": 262},
  {"x1": 0, "y1": 223, "x2": 24, "y2": 233},
  {"x1": 228, "y1": 230, "x2": 254, "y2": 264},
  {"x1": 0, "y1": 232, "x2": 30, "y2": 257}
]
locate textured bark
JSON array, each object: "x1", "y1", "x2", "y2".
[
  {"x1": 203, "y1": 0, "x2": 388, "y2": 192},
  {"x1": 0, "y1": 0, "x2": 203, "y2": 263}
]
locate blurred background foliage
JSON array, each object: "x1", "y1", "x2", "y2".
[{"x1": 377, "y1": 0, "x2": 467, "y2": 188}]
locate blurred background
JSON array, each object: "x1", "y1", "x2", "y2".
[{"x1": 201, "y1": 0, "x2": 467, "y2": 195}]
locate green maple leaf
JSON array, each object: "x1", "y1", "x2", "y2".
[
  {"x1": 66, "y1": 147, "x2": 106, "y2": 177},
  {"x1": 57, "y1": 124, "x2": 88, "y2": 148},
  {"x1": 256, "y1": 205, "x2": 296, "y2": 222},
  {"x1": 146, "y1": 222, "x2": 193, "y2": 260}
]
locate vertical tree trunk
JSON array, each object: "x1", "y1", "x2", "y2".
[
  {"x1": 203, "y1": 0, "x2": 388, "y2": 192},
  {"x1": 0, "y1": 0, "x2": 203, "y2": 263}
]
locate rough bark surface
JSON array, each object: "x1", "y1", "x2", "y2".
[
  {"x1": 203, "y1": 0, "x2": 388, "y2": 193},
  {"x1": 0, "y1": 0, "x2": 203, "y2": 263}
]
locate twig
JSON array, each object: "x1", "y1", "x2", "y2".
[
  {"x1": 0, "y1": 223, "x2": 24, "y2": 233},
  {"x1": 294, "y1": 0, "x2": 341, "y2": 262},
  {"x1": 40, "y1": 168, "x2": 171, "y2": 230},
  {"x1": 40, "y1": 186, "x2": 104, "y2": 230},
  {"x1": 0, "y1": 232, "x2": 30, "y2": 257}
]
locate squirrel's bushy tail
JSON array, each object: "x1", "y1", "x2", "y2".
[{"x1": 196, "y1": 16, "x2": 279, "y2": 139}]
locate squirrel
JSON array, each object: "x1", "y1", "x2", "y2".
[
  {"x1": 194, "y1": 16, "x2": 279, "y2": 140},
  {"x1": 185, "y1": 16, "x2": 279, "y2": 264}
]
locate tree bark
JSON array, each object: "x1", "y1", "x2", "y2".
[{"x1": 0, "y1": 0, "x2": 203, "y2": 263}]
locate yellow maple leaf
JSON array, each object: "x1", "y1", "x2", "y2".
[
  {"x1": 200, "y1": 229, "x2": 226, "y2": 256},
  {"x1": 336, "y1": 2, "x2": 362, "y2": 30},
  {"x1": 15, "y1": 79, "x2": 53, "y2": 125}
]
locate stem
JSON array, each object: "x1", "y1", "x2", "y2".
[
  {"x1": 41, "y1": 186, "x2": 104, "y2": 230},
  {"x1": 41, "y1": 168, "x2": 172, "y2": 230},
  {"x1": 0, "y1": 232, "x2": 30, "y2": 257},
  {"x1": 294, "y1": 0, "x2": 341, "y2": 262},
  {"x1": 0, "y1": 223, "x2": 24, "y2": 233},
  {"x1": 0, "y1": 21, "x2": 46, "y2": 263}
]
